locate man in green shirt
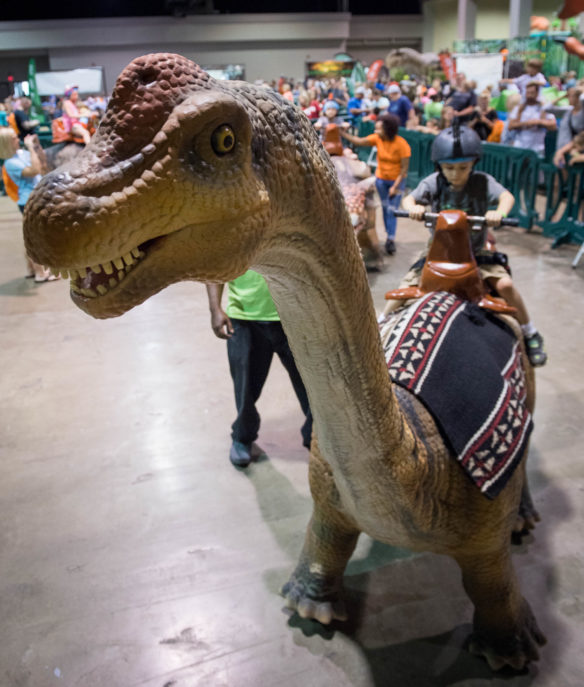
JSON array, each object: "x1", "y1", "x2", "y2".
[{"x1": 206, "y1": 270, "x2": 312, "y2": 468}]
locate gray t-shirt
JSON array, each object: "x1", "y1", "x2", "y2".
[
  {"x1": 409, "y1": 171, "x2": 507, "y2": 252},
  {"x1": 556, "y1": 105, "x2": 584, "y2": 150}
]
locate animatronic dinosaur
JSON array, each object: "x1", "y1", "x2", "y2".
[
  {"x1": 23, "y1": 54, "x2": 545, "y2": 672},
  {"x1": 322, "y1": 124, "x2": 382, "y2": 270}
]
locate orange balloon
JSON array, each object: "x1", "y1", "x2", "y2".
[{"x1": 565, "y1": 36, "x2": 584, "y2": 59}]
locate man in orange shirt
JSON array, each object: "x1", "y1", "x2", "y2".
[{"x1": 341, "y1": 113, "x2": 411, "y2": 254}]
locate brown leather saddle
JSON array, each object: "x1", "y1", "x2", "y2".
[
  {"x1": 323, "y1": 123, "x2": 344, "y2": 156},
  {"x1": 384, "y1": 210, "x2": 516, "y2": 314}
]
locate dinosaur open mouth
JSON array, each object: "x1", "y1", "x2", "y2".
[{"x1": 48, "y1": 239, "x2": 157, "y2": 298}]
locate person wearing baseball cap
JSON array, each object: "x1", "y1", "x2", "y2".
[
  {"x1": 387, "y1": 83, "x2": 414, "y2": 127},
  {"x1": 347, "y1": 86, "x2": 368, "y2": 126}
]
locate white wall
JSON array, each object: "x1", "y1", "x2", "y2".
[
  {"x1": 0, "y1": 13, "x2": 426, "y2": 90},
  {"x1": 423, "y1": 0, "x2": 571, "y2": 52},
  {"x1": 48, "y1": 44, "x2": 344, "y2": 89}
]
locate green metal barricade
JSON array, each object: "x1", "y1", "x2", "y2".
[
  {"x1": 539, "y1": 163, "x2": 584, "y2": 248},
  {"x1": 348, "y1": 127, "x2": 550, "y2": 232},
  {"x1": 399, "y1": 129, "x2": 435, "y2": 189},
  {"x1": 476, "y1": 143, "x2": 540, "y2": 230},
  {"x1": 355, "y1": 120, "x2": 375, "y2": 163}
]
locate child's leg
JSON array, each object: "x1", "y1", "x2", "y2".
[
  {"x1": 71, "y1": 123, "x2": 91, "y2": 145},
  {"x1": 487, "y1": 275, "x2": 547, "y2": 367},
  {"x1": 487, "y1": 275, "x2": 529, "y2": 325}
]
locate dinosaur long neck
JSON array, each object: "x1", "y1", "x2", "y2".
[{"x1": 256, "y1": 210, "x2": 415, "y2": 508}]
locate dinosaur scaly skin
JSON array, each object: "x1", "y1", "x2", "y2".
[{"x1": 24, "y1": 53, "x2": 545, "y2": 671}]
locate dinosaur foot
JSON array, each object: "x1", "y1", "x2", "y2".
[
  {"x1": 281, "y1": 566, "x2": 347, "y2": 625},
  {"x1": 469, "y1": 602, "x2": 547, "y2": 671}
]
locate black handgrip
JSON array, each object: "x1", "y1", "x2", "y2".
[
  {"x1": 393, "y1": 209, "x2": 520, "y2": 227},
  {"x1": 500, "y1": 217, "x2": 519, "y2": 227}
]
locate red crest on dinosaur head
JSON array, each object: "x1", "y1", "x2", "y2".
[{"x1": 96, "y1": 53, "x2": 211, "y2": 163}]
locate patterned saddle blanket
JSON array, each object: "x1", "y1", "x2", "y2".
[{"x1": 380, "y1": 291, "x2": 532, "y2": 499}]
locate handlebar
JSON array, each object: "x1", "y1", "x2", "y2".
[{"x1": 393, "y1": 209, "x2": 519, "y2": 227}]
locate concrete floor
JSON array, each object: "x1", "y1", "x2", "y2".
[{"x1": 1, "y1": 194, "x2": 584, "y2": 687}]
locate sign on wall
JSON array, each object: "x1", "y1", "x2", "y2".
[
  {"x1": 306, "y1": 60, "x2": 356, "y2": 78},
  {"x1": 35, "y1": 68, "x2": 105, "y2": 96},
  {"x1": 453, "y1": 53, "x2": 504, "y2": 93}
]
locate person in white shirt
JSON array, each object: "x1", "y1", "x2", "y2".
[
  {"x1": 501, "y1": 58, "x2": 547, "y2": 97},
  {"x1": 508, "y1": 82, "x2": 557, "y2": 155}
]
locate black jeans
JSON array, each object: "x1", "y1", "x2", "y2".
[{"x1": 227, "y1": 319, "x2": 312, "y2": 448}]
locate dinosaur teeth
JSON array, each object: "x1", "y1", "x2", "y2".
[{"x1": 48, "y1": 244, "x2": 147, "y2": 299}]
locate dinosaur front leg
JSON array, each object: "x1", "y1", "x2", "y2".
[
  {"x1": 281, "y1": 450, "x2": 360, "y2": 624},
  {"x1": 456, "y1": 548, "x2": 546, "y2": 670}
]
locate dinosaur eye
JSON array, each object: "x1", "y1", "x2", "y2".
[{"x1": 211, "y1": 125, "x2": 236, "y2": 155}]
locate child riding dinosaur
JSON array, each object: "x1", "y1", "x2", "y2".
[{"x1": 398, "y1": 123, "x2": 547, "y2": 366}]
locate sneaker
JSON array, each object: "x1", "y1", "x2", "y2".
[
  {"x1": 385, "y1": 239, "x2": 396, "y2": 255},
  {"x1": 229, "y1": 440, "x2": 252, "y2": 468},
  {"x1": 525, "y1": 332, "x2": 547, "y2": 367}
]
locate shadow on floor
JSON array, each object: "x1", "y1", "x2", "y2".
[
  {"x1": 251, "y1": 452, "x2": 571, "y2": 686},
  {"x1": 0, "y1": 277, "x2": 43, "y2": 296}
]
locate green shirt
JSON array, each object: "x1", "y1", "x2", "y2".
[
  {"x1": 226, "y1": 270, "x2": 279, "y2": 321},
  {"x1": 424, "y1": 101, "x2": 443, "y2": 120}
]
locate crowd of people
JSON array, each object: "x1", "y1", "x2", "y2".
[
  {"x1": 1, "y1": 58, "x2": 583, "y2": 165},
  {"x1": 0, "y1": 87, "x2": 105, "y2": 146},
  {"x1": 271, "y1": 58, "x2": 584, "y2": 162}
]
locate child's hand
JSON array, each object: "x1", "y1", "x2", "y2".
[
  {"x1": 409, "y1": 205, "x2": 425, "y2": 221},
  {"x1": 485, "y1": 210, "x2": 503, "y2": 227}
]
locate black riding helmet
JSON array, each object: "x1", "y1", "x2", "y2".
[{"x1": 431, "y1": 123, "x2": 482, "y2": 164}]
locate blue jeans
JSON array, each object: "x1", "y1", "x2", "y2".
[{"x1": 375, "y1": 178, "x2": 404, "y2": 241}]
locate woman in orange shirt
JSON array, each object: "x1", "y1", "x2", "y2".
[{"x1": 341, "y1": 113, "x2": 411, "y2": 254}]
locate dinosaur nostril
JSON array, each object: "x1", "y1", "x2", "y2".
[{"x1": 138, "y1": 68, "x2": 158, "y2": 87}]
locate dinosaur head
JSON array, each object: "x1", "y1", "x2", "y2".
[{"x1": 24, "y1": 53, "x2": 271, "y2": 318}]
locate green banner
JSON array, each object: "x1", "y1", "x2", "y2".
[
  {"x1": 454, "y1": 33, "x2": 584, "y2": 80},
  {"x1": 27, "y1": 58, "x2": 47, "y2": 124}
]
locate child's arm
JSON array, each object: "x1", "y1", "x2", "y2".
[
  {"x1": 402, "y1": 193, "x2": 425, "y2": 220},
  {"x1": 568, "y1": 151, "x2": 584, "y2": 166},
  {"x1": 533, "y1": 112, "x2": 557, "y2": 131},
  {"x1": 508, "y1": 105, "x2": 525, "y2": 130},
  {"x1": 20, "y1": 135, "x2": 42, "y2": 178},
  {"x1": 485, "y1": 190, "x2": 515, "y2": 226},
  {"x1": 554, "y1": 141, "x2": 574, "y2": 167}
]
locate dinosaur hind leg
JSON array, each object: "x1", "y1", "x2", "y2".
[
  {"x1": 281, "y1": 449, "x2": 360, "y2": 625},
  {"x1": 512, "y1": 461, "x2": 541, "y2": 541},
  {"x1": 456, "y1": 548, "x2": 546, "y2": 670}
]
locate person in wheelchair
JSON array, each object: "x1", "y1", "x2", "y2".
[{"x1": 400, "y1": 124, "x2": 547, "y2": 367}]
